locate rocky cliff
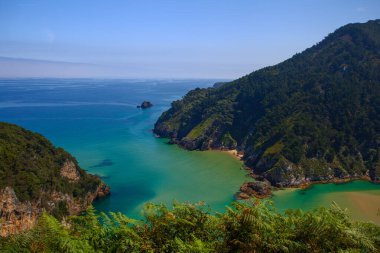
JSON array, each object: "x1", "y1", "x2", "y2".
[
  {"x1": 60, "y1": 160, "x2": 81, "y2": 182},
  {"x1": 0, "y1": 184, "x2": 109, "y2": 237},
  {"x1": 0, "y1": 187, "x2": 37, "y2": 236},
  {"x1": 0, "y1": 122, "x2": 110, "y2": 236}
]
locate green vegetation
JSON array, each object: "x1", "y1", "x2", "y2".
[
  {"x1": 0, "y1": 122, "x2": 101, "y2": 213},
  {"x1": 1, "y1": 201, "x2": 379, "y2": 252},
  {"x1": 154, "y1": 20, "x2": 380, "y2": 185},
  {"x1": 186, "y1": 117, "x2": 215, "y2": 140},
  {"x1": 263, "y1": 142, "x2": 284, "y2": 157},
  {"x1": 221, "y1": 132, "x2": 237, "y2": 149}
]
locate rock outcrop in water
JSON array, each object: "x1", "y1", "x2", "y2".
[
  {"x1": 154, "y1": 20, "x2": 380, "y2": 187},
  {"x1": 137, "y1": 101, "x2": 153, "y2": 109},
  {"x1": 236, "y1": 181, "x2": 272, "y2": 199},
  {"x1": 0, "y1": 122, "x2": 110, "y2": 236}
]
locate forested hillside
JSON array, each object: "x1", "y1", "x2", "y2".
[
  {"x1": 0, "y1": 122, "x2": 109, "y2": 236},
  {"x1": 154, "y1": 20, "x2": 380, "y2": 186}
]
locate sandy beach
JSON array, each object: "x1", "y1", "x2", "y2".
[{"x1": 223, "y1": 149, "x2": 244, "y2": 160}]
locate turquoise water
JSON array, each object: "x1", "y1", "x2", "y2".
[
  {"x1": 1, "y1": 78, "x2": 379, "y2": 222},
  {"x1": 0, "y1": 78, "x2": 247, "y2": 217}
]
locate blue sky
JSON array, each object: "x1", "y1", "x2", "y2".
[{"x1": 0, "y1": 0, "x2": 379, "y2": 78}]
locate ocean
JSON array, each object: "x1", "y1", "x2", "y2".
[{"x1": 1, "y1": 78, "x2": 379, "y2": 223}]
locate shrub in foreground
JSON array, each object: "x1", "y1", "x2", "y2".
[{"x1": 1, "y1": 201, "x2": 379, "y2": 252}]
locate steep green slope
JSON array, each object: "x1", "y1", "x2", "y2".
[
  {"x1": 0, "y1": 122, "x2": 109, "y2": 236},
  {"x1": 0, "y1": 122, "x2": 100, "y2": 201},
  {"x1": 154, "y1": 20, "x2": 380, "y2": 186}
]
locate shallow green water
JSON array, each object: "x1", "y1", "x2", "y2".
[
  {"x1": 89, "y1": 138, "x2": 248, "y2": 217},
  {"x1": 272, "y1": 181, "x2": 380, "y2": 224}
]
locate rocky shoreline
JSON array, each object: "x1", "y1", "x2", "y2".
[
  {"x1": 0, "y1": 162, "x2": 110, "y2": 237},
  {"x1": 156, "y1": 136, "x2": 378, "y2": 201},
  {"x1": 235, "y1": 176, "x2": 378, "y2": 201},
  {"x1": 0, "y1": 183, "x2": 110, "y2": 237}
]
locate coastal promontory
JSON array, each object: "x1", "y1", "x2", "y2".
[
  {"x1": 0, "y1": 122, "x2": 110, "y2": 236},
  {"x1": 154, "y1": 20, "x2": 380, "y2": 187}
]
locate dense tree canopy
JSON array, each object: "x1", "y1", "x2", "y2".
[{"x1": 154, "y1": 20, "x2": 380, "y2": 186}]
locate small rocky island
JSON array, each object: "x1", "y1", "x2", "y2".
[{"x1": 137, "y1": 101, "x2": 153, "y2": 109}]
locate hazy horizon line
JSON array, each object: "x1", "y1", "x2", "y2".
[{"x1": 0, "y1": 56, "x2": 252, "y2": 80}]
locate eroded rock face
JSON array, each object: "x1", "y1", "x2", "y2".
[
  {"x1": 95, "y1": 183, "x2": 111, "y2": 199},
  {"x1": 0, "y1": 183, "x2": 110, "y2": 237},
  {"x1": 48, "y1": 183, "x2": 110, "y2": 215},
  {"x1": 60, "y1": 160, "x2": 80, "y2": 182},
  {"x1": 0, "y1": 187, "x2": 39, "y2": 237},
  {"x1": 0, "y1": 159, "x2": 110, "y2": 237}
]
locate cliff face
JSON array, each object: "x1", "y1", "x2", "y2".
[
  {"x1": 0, "y1": 122, "x2": 110, "y2": 236},
  {"x1": 0, "y1": 187, "x2": 37, "y2": 236},
  {"x1": 0, "y1": 184, "x2": 109, "y2": 237},
  {"x1": 60, "y1": 160, "x2": 81, "y2": 182},
  {"x1": 154, "y1": 20, "x2": 380, "y2": 186}
]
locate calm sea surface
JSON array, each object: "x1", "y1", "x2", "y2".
[{"x1": 1, "y1": 78, "x2": 379, "y2": 223}]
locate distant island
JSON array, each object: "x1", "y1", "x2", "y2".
[
  {"x1": 0, "y1": 122, "x2": 110, "y2": 236},
  {"x1": 154, "y1": 20, "x2": 380, "y2": 188},
  {"x1": 137, "y1": 101, "x2": 153, "y2": 109}
]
